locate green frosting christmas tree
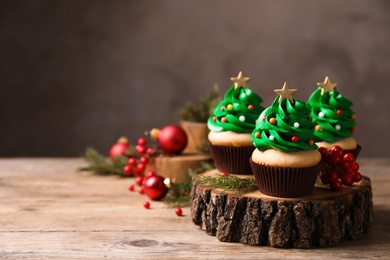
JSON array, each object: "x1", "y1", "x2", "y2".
[
  {"x1": 207, "y1": 71, "x2": 265, "y2": 133},
  {"x1": 308, "y1": 76, "x2": 356, "y2": 143},
  {"x1": 252, "y1": 83, "x2": 320, "y2": 152}
]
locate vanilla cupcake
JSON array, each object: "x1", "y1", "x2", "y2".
[
  {"x1": 207, "y1": 71, "x2": 265, "y2": 174},
  {"x1": 250, "y1": 83, "x2": 321, "y2": 197},
  {"x1": 308, "y1": 76, "x2": 361, "y2": 158}
]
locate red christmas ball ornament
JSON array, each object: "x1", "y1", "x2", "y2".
[
  {"x1": 143, "y1": 175, "x2": 168, "y2": 200},
  {"x1": 109, "y1": 137, "x2": 130, "y2": 159},
  {"x1": 150, "y1": 125, "x2": 188, "y2": 154}
]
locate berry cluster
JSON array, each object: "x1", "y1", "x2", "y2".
[
  {"x1": 319, "y1": 145, "x2": 361, "y2": 191},
  {"x1": 124, "y1": 136, "x2": 182, "y2": 216},
  {"x1": 123, "y1": 137, "x2": 155, "y2": 177}
]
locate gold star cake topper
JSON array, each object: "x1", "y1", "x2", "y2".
[
  {"x1": 274, "y1": 82, "x2": 298, "y2": 103},
  {"x1": 231, "y1": 71, "x2": 250, "y2": 89},
  {"x1": 317, "y1": 76, "x2": 337, "y2": 95}
]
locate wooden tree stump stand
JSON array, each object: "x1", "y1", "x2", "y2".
[{"x1": 190, "y1": 169, "x2": 373, "y2": 248}]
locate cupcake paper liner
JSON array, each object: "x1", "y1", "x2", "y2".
[
  {"x1": 250, "y1": 159, "x2": 321, "y2": 198},
  {"x1": 209, "y1": 143, "x2": 255, "y2": 175}
]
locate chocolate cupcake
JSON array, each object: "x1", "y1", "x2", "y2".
[
  {"x1": 308, "y1": 76, "x2": 361, "y2": 158},
  {"x1": 207, "y1": 71, "x2": 265, "y2": 174},
  {"x1": 250, "y1": 83, "x2": 322, "y2": 197}
]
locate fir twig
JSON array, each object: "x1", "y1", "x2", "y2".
[
  {"x1": 179, "y1": 85, "x2": 221, "y2": 122},
  {"x1": 79, "y1": 147, "x2": 128, "y2": 176},
  {"x1": 194, "y1": 174, "x2": 257, "y2": 194},
  {"x1": 163, "y1": 161, "x2": 215, "y2": 207}
]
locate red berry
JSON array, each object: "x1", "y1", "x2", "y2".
[
  {"x1": 352, "y1": 172, "x2": 362, "y2": 182},
  {"x1": 329, "y1": 145, "x2": 344, "y2": 164},
  {"x1": 320, "y1": 174, "x2": 330, "y2": 184},
  {"x1": 175, "y1": 208, "x2": 183, "y2": 216},
  {"x1": 350, "y1": 161, "x2": 359, "y2": 172},
  {"x1": 146, "y1": 147, "x2": 155, "y2": 155},
  {"x1": 128, "y1": 157, "x2": 137, "y2": 167},
  {"x1": 328, "y1": 171, "x2": 339, "y2": 182},
  {"x1": 341, "y1": 173, "x2": 354, "y2": 186},
  {"x1": 330, "y1": 145, "x2": 343, "y2": 154},
  {"x1": 318, "y1": 147, "x2": 328, "y2": 157},
  {"x1": 136, "y1": 176, "x2": 144, "y2": 186},
  {"x1": 331, "y1": 154, "x2": 342, "y2": 165},
  {"x1": 323, "y1": 153, "x2": 332, "y2": 164},
  {"x1": 133, "y1": 167, "x2": 143, "y2": 177},
  {"x1": 128, "y1": 184, "x2": 135, "y2": 191},
  {"x1": 248, "y1": 104, "x2": 254, "y2": 110},
  {"x1": 138, "y1": 137, "x2": 147, "y2": 146},
  {"x1": 123, "y1": 165, "x2": 133, "y2": 175},
  {"x1": 138, "y1": 187, "x2": 145, "y2": 195},
  {"x1": 145, "y1": 171, "x2": 156, "y2": 179},
  {"x1": 143, "y1": 201, "x2": 150, "y2": 209},
  {"x1": 140, "y1": 156, "x2": 149, "y2": 164},
  {"x1": 343, "y1": 153, "x2": 355, "y2": 163},
  {"x1": 330, "y1": 180, "x2": 342, "y2": 191},
  {"x1": 350, "y1": 127, "x2": 355, "y2": 132},
  {"x1": 220, "y1": 171, "x2": 228, "y2": 176},
  {"x1": 136, "y1": 145, "x2": 147, "y2": 155},
  {"x1": 336, "y1": 109, "x2": 343, "y2": 115},
  {"x1": 136, "y1": 162, "x2": 146, "y2": 173},
  {"x1": 341, "y1": 160, "x2": 352, "y2": 170}
]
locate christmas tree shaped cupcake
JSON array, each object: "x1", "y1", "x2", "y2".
[
  {"x1": 250, "y1": 83, "x2": 321, "y2": 197},
  {"x1": 308, "y1": 76, "x2": 360, "y2": 157},
  {"x1": 207, "y1": 71, "x2": 265, "y2": 174}
]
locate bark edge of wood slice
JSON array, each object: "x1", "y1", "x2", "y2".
[{"x1": 190, "y1": 169, "x2": 373, "y2": 248}]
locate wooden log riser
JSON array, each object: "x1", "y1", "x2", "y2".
[{"x1": 190, "y1": 180, "x2": 373, "y2": 248}]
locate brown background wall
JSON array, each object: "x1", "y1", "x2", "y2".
[{"x1": 1, "y1": 0, "x2": 389, "y2": 157}]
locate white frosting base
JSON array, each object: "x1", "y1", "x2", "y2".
[
  {"x1": 251, "y1": 148, "x2": 321, "y2": 168},
  {"x1": 316, "y1": 136, "x2": 357, "y2": 150},
  {"x1": 208, "y1": 131, "x2": 252, "y2": 147}
]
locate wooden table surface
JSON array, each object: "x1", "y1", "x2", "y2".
[{"x1": 1, "y1": 158, "x2": 389, "y2": 259}]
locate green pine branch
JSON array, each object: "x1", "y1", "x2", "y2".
[
  {"x1": 79, "y1": 147, "x2": 129, "y2": 176},
  {"x1": 179, "y1": 85, "x2": 221, "y2": 122},
  {"x1": 194, "y1": 174, "x2": 258, "y2": 194},
  {"x1": 163, "y1": 161, "x2": 215, "y2": 207}
]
